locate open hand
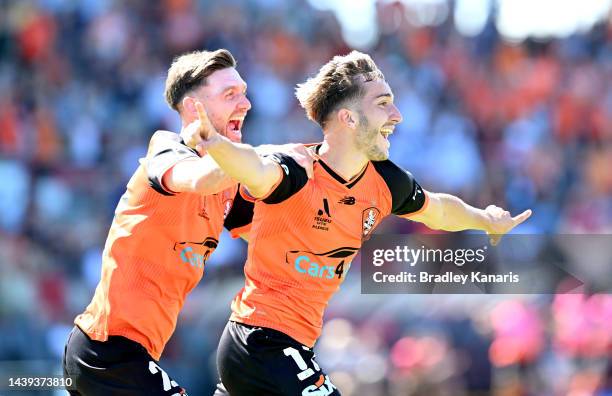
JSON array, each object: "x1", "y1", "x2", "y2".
[{"x1": 279, "y1": 144, "x2": 315, "y2": 179}]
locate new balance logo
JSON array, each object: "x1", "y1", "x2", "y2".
[{"x1": 338, "y1": 196, "x2": 355, "y2": 205}]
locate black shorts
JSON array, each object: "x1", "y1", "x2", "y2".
[
  {"x1": 214, "y1": 321, "x2": 340, "y2": 396},
  {"x1": 63, "y1": 326, "x2": 187, "y2": 396}
]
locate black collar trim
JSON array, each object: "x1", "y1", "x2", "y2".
[{"x1": 314, "y1": 144, "x2": 369, "y2": 189}]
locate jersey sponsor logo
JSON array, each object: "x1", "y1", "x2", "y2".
[
  {"x1": 362, "y1": 207, "x2": 381, "y2": 238},
  {"x1": 338, "y1": 196, "x2": 356, "y2": 205},
  {"x1": 285, "y1": 247, "x2": 358, "y2": 280},
  {"x1": 173, "y1": 237, "x2": 218, "y2": 269},
  {"x1": 318, "y1": 198, "x2": 331, "y2": 217},
  {"x1": 313, "y1": 198, "x2": 332, "y2": 231}
]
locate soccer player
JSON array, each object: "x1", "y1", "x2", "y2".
[
  {"x1": 62, "y1": 49, "x2": 313, "y2": 396},
  {"x1": 187, "y1": 51, "x2": 532, "y2": 396}
]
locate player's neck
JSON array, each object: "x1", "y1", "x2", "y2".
[{"x1": 318, "y1": 136, "x2": 369, "y2": 181}]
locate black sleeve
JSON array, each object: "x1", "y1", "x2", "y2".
[
  {"x1": 372, "y1": 160, "x2": 427, "y2": 215},
  {"x1": 224, "y1": 188, "x2": 255, "y2": 234},
  {"x1": 146, "y1": 139, "x2": 198, "y2": 196},
  {"x1": 261, "y1": 153, "x2": 309, "y2": 204}
]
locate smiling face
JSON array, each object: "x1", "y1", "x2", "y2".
[
  {"x1": 353, "y1": 79, "x2": 402, "y2": 161},
  {"x1": 186, "y1": 67, "x2": 251, "y2": 142}
]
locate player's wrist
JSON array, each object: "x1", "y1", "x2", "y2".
[{"x1": 474, "y1": 207, "x2": 494, "y2": 232}]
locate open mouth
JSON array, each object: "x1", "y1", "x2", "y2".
[
  {"x1": 380, "y1": 127, "x2": 394, "y2": 140},
  {"x1": 228, "y1": 119, "x2": 242, "y2": 131},
  {"x1": 225, "y1": 117, "x2": 245, "y2": 142}
]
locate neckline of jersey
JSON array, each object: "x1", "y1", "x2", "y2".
[{"x1": 313, "y1": 144, "x2": 369, "y2": 189}]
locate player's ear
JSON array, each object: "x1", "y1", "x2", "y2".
[
  {"x1": 181, "y1": 96, "x2": 196, "y2": 117},
  {"x1": 337, "y1": 108, "x2": 357, "y2": 130}
]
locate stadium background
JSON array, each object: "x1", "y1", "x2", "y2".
[{"x1": 0, "y1": 0, "x2": 610, "y2": 394}]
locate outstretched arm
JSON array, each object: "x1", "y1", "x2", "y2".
[
  {"x1": 198, "y1": 136, "x2": 284, "y2": 199},
  {"x1": 405, "y1": 191, "x2": 532, "y2": 245}
]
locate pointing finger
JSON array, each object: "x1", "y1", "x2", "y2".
[
  {"x1": 195, "y1": 101, "x2": 207, "y2": 122},
  {"x1": 194, "y1": 101, "x2": 210, "y2": 140},
  {"x1": 512, "y1": 209, "x2": 532, "y2": 226}
]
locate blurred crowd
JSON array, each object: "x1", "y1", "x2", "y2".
[{"x1": 0, "y1": 0, "x2": 610, "y2": 395}]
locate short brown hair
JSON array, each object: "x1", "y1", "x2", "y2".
[
  {"x1": 295, "y1": 51, "x2": 384, "y2": 127},
  {"x1": 164, "y1": 49, "x2": 236, "y2": 111}
]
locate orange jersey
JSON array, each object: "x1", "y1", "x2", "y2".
[
  {"x1": 75, "y1": 131, "x2": 252, "y2": 360},
  {"x1": 231, "y1": 146, "x2": 428, "y2": 347}
]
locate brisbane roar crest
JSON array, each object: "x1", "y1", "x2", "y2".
[
  {"x1": 362, "y1": 207, "x2": 381, "y2": 239},
  {"x1": 223, "y1": 198, "x2": 233, "y2": 219},
  {"x1": 222, "y1": 189, "x2": 234, "y2": 220}
]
